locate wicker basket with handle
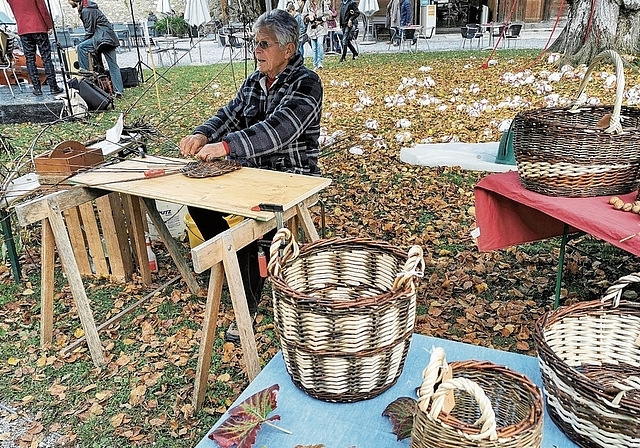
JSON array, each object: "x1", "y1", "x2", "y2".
[
  {"x1": 534, "y1": 273, "x2": 640, "y2": 448},
  {"x1": 267, "y1": 228, "x2": 424, "y2": 402},
  {"x1": 513, "y1": 49, "x2": 640, "y2": 197},
  {"x1": 411, "y1": 347, "x2": 543, "y2": 448}
]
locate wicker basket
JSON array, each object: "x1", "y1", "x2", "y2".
[
  {"x1": 411, "y1": 347, "x2": 543, "y2": 448},
  {"x1": 267, "y1": 228, "x2": 424, "y2": 402},
  {"x1": 534, "y1": 273, "x2": 640, "y2": 448},
  {"x1": 513, "y1": 50, "x2": 640, "y2": 197}
]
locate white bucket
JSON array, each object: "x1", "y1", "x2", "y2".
[{"x1": 146, "y1": 200, "x2": 188, "y2": 241}]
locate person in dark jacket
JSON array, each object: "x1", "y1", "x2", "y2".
[
  {"x1": 68, "y1": 0, "x2": 123, "y2": 97},
  {"x1": 179, "y1": 9, "x2": 322, "y2": 342},
  {"x1": 338, "y1": 0, "x2": 359, "y2": 62},
  {"x1": 6, "y1": 0, "x2": 63, "y2": 96},
  {"x1": 399, "y1": 0, "x2": 416, "y2": 44}
]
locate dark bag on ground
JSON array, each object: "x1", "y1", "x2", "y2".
[
  {"x1": 69, "y1": 78, "x2": 114, "y2": 111},
  {"x1": 120, "y1": 67, "x2": 139, "y2": 88}
]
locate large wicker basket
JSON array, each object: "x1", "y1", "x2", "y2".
[
  {"x1": 411, "y1": 347, "x2": 543, "y2": 448},
  {"x1": 267, "y1": 228, "x2": 424, "y2": 402},
  {"x1": 513, "y1": 50, "x2": 640, "y2": 197},
  {"x1": 534, "y1": 273, "x2": 640, "y2": 448}
]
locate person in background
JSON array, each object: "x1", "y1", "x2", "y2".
[
  {"x1": 6, "y1": 0, "x2": 63, "y2": 96},
  {"x1": 399, "y1": 0, "x2": 417, "y2": 45},
  {"x1": 301, "y1": 0, "x2": 330, "y2": 70},
  {"x1": 147, "y1": 11, "x2": 158, "y2": 37},
  {"x1": 287, "y1": 1, "x2": 307, "y2": 57},
  {"x1": 386, "y1": 0, "x2": 401, "y2": 45},
  {"x1": 178, "y1": 9, "x2": 322, "y2": 343},
  {"x1": 67, "y1": 0, "x2": 124, "y2": 98},
  {"x1": 338, "y1": 0, "x2": 359, "y2": 62},
  {"x1": 324, "y1": 0, "x2": 341, "y2": 53}
]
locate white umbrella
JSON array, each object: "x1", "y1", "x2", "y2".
[
  {"x1": 358, "y1": 0, "x2": 379, "y2": 43},
  {"x1": 184, "y1": 0, "x2": 211, "y2": 27},
  {"x1": 47, "y1": 0, "x2": 63, "y2": 21},
  {"x1": 156, "y1": 0, "x2": 172, "y2": 15}
]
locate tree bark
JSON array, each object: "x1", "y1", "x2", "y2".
[{"x1": 549, "y1": 0, "x2": 640, "y2": 64}]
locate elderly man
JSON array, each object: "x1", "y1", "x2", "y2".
[{"x1": 179, "y1": 8, "x2": 323, "y2": 342}]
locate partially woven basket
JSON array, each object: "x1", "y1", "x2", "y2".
[
  {"x1": 534, "y1": 273, "x2": 640, "y2": 448},
  {"x1": 267, "y1": 228, "x2": 424, "y2": 402},
  {"x1": 411, "y1": 348, "x2": 543, "y2": 448},
  {"x1": 513, "y1": 50, "x2": 640, "y2": 197}
]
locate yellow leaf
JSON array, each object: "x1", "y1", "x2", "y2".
[
  {"x1": 22, "y1": 288, "x2": 34, "y2": 296},
  {"x1": 217, "y1": 373, "x2": 231, "y2": 382},
  {"x1": 110, "y1": 413, "x2": 125, "y2": 428},
  {"x1": 7, "y1": 357, "x2": 19, "y2": 366},
  {"x1": 36, "y1": 357, "x2": 46, "y2": 368},
  {"x1": 95, "y1": 390, "x2": 112, "y2": 401},
  {"x1": 123, "y1": 338, "x2": 136, "y2": 345},
  {"x1": 73, "y1": 328, "x2": 85, "y2": 338},
  {"x1": 129, "y1": 384, "x2": 146, "y2": 406}
]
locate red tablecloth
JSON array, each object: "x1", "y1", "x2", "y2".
[{"x1": 474, "y1": 171, "x2": 640, "y2": 256}]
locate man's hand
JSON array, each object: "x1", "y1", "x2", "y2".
[
  {"x1": 196, "y1": 143, "x2": 227, "y2": 161},
  {"x1": 179, "y1": 134, "x2": 208, "y2": 157}
]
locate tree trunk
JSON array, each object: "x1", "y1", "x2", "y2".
[{"x1": 549, "y1": 0, "x2": 640, "y2": 65}]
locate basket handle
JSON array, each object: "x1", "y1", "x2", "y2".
[
  {"x1": 267, "y1": 228, "x2": 300, "y2": 278},
  {"x1": 392, "y1": 245, "x2": 425, "y2": 292},
  {"x1": 600, "y1": 272, "x2": 640, "y2": 307},
  {"x1": 569, "y1": 49, "x2": 625, "y2": 134},
  {"x1": 416, "y1": 346, "x2": 448, "y2": 412},
  {"x1": 429, "y1": 377, "x2": 499, "y2": 442}
]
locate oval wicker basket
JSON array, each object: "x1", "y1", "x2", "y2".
[
  {"x1": 513, "y1": 50, "x2": 640, "y2": 197},
  {"x1": 267, "y1": 228, "x2": 424, "y2": 402},
  {"x1": 534, "y1": 273, "x2": 640, "y2": 448},
  {"x1": 411, "y1": 348, "x2": 543, "y2": 448}
]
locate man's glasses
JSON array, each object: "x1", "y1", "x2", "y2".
[{"x1": 254, "y1": 40, "x2": 276, "y2": 49}]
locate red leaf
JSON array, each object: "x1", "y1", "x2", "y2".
[
  {"x1": 382, "y1": 396, "x2": 417, "y2": 441},
  {"x1": 209, "y1": 384, "x2": 281, "y2": 448}
]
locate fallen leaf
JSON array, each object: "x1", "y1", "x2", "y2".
[{"x1": 382, "y1": 397, "x2": 416, "y2": 441}]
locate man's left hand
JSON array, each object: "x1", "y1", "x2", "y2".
[{"x1": 196, "y1": 143, "x2": 227, "y2": 161}]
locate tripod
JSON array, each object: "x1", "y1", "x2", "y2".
[{"x1": 127, "y1": 0, "x2": 169, "y2": 84}]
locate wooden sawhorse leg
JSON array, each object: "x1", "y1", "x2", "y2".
[{"x1": 191, "y1": 199, "x2": 321, "y2": 410}]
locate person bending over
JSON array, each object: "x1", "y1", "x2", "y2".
[
  {"x1": 179, "y1": 8, "x2": 323, "y2": 342},
  {"x1": 67, "y1": 0, "x2": 124, "y2": 98}
]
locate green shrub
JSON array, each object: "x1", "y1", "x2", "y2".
[{"x1": 155, "y1": 16, "x2": 190, "y2": 36}]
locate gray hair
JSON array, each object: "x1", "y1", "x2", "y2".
[{"x1": 252, "y1": 9, "x2": 299, "y2": 49}]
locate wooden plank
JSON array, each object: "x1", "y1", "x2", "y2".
[
  {"x1": 70, "y1": 156, "x2": 331, "y2": 222},
  {"x1": 220, "y1": 231, "x2": 260, "y2": 381},
  {"x1": 40, "y1": 219, "x2": 55, "y2": 347},
  {"x1": 78, "y1": 202, "x2": 109, "y2": 277},
  {"x1": 296, "y1": 202, "x2": 320, "y2": 242},
  {"x1": 63, "y1": 207, "x2": 92, "y2": 276},
  {"x1": 124, "y1": 195, "x2": 151, "y2": 284},
  {"x1": 142, "y1": 197, "x2": 200, "y2": 294},
  {"x1": 108, "y1": 193, "x2": 134, "y2": 277},
  {"x1": 191, "y1": 195, "x2": 318, "y2": 273},
  {"x1": 46, "y1": 197, "x2": 105, "y2": 366},
  {"x1": 14, "y1": 187, "x2": 108, "y2": 227},
  {"x1": 96, "y1": 195, "x2": 126, "y2": 282},
  {"x1": 192, "y1": 262, "x2": 224, "y2": 410}
]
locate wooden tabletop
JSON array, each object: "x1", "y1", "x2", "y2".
[{"x1": 70, "y1": 156, "x2": 331, "y2": 221}]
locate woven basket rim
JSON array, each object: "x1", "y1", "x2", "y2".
[
  {"x1": 516, "y1": 105, "x2": 640, "y2": 134},
  {"x1": 417, "y1": 359, "x2": 543, "y2": 439},
  {"x1": 534, "y1": 299, "x2": 640, "y2": 408},
  {"x1": 269, "y1": 236, "x2": 412, "y2": 309}
]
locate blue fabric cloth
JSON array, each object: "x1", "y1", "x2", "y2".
[{"x1": 195, "y1": 334, "x2": 579, "y2": 448}]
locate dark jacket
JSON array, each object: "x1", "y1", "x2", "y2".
[
  {"x1": 78, "y1": 1, "x2": 119, "y2": 53},
  {"x1": 400, "y1": 0, "x2": 412, "y2": 26},
  {"x1": 339, "y1": 0, "x2": 360, "y2": 28},
  {"x1": 193, "y1": 52, "x2": 322, "y2": 175},
  {"x1": 6, "y1": 0, "x2": 53, "y2": 35}
]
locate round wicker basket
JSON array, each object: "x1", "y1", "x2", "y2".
[
  {"x1": 534, "y1": 273, "x2": 640, "y2": 448},
  {"x1": 513, "y1": 50, "x2": 640, "y2": 197},
  {"x1": 267, "y1": 228, "x2": 424, "y2": 402},
  {"x1": 411, "y1": 348, "x2": 543, "y2": 448}
]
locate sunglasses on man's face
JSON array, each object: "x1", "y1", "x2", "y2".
[{"x1": 254, "y1": 40, "x2": 277, "y2": 49}]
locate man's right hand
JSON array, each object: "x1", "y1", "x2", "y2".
[{"x1": 179, "y1": 134, "x2": 208, "y2": 157}]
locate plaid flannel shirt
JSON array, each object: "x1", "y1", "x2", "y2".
[{"x1": 193, "y1": 53, "x2": 322, "y2": 175}]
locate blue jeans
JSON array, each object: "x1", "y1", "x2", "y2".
[
  {"x1": 77, "y1": 39, "x2": 124, "y2": 94},
  {"x1": 309, "y1": 36, "x2": 325, "y2": 68}
]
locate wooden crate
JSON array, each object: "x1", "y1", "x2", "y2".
[{"x1": 34, "y1": 141, "x2": 104, "y2": 177}]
